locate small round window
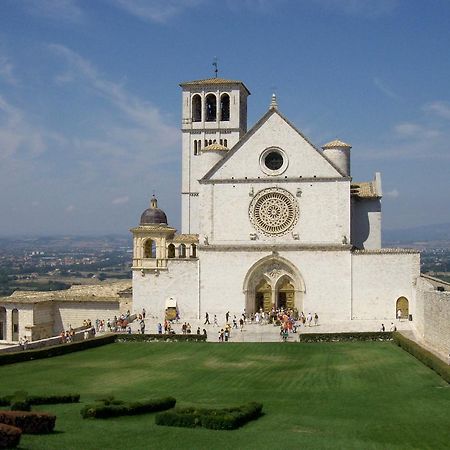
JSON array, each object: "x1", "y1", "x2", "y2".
[
  {"x1": 260, "y1": 147, "x2": 288, "y2": 176},
  {"x1": 264, "y1": 151, "x2": 283, "y2": 170}
]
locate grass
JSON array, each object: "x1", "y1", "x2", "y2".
[{"x1": 0, "y1": 342, "x2": 449, "y2": 449}]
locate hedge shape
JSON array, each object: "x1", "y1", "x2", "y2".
[
  {"x1": 0, "y1": 392, "x2": 80, "y2": 407},
  {"x1": 0, "y1": 411, "x2": 56, "y2": 434},
  {"x1": 81, "y1": 397, "x2": 176, "y2": 419},
  {"x1": 392, "y1": 332, "x2": 450, "y2": 384},
  {"x1": 116, "y1": 334, "x2": 207, "y2": 343},
  {"x1": 0, "y1": 423, "x2": 21, "y2": 449},
  {"x1": 299, "y1": 332, "x2": 393, "y2": 343},
  {"x1": 0, "y1": 335, "x2": 116, "y2": 366},
  {"x1": 155, "y1": 402, "x2": 263, "y2": 430}
]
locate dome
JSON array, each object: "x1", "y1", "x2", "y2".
[{"x1": 140, "y1": 196, "x2": 167, "y2": 225}]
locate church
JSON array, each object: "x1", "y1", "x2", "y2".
[{"x1": 131, "y1": 76, "x2": 420, "y2": 323}]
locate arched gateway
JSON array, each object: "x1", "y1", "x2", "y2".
[{"x1": 243, "y1": 255, "x2": 305, "y2": 315}]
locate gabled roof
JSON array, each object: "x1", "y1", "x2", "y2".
[
  {"x1": 179, "y1": 78, "x2": 250, "y2": 95},
  {"x1": 201, "y1": 108, "x2": 346, "y2": 181}
]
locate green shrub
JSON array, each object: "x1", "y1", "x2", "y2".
[
  {"x1": 0, "y1": 411, "x2": 56, "y2": 434},
  {"x1": 81, "y1": 397, "x2": 176, "y2": 419},
  {"x1": 299, "y1": 332, "x2": 393, "y2": 343},
  {"x1": 392, "y1": 332, "x2": 450, "y2": 383},
  {"x1": 10, "y1": 400, "x2": 31, "y2": 412},
  {"x1": 0, "y1": 392, "x2": 80, "y2": 407},
  {"x1": 26, "y1": 394, "x2": 80, "y2": 405},
  {"x1": 0, "y1": 423, "x2": 22, "y2": 448},
  {"x1": 0, "y1": 335, "x2": 116, "y2": 366},
  {"x1": 155, "y1": 402, "x2": 263, "y2": 430},
  {"x1": 116, "y1": 334, "x2": 207, "y2": 343}
]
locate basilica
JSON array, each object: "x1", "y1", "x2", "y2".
[{"x1": 131, "y1": 77, "x2": 420, "y2": 323}]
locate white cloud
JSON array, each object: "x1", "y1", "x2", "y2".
[
  {"x1": 423, "y1": 101, "x2": 450, "y2": 120},
  {"x1": 112, "y1": 196, "x2": 129, "y2": 205},
  {"x1": 107, "y1": 0, "x2": 204, "y2": 23},
  {"x1": 373, "y1": 77, "x2": 400, "y2": 100},
  {"x1": 22, "y1": 0, "x2": 83, "y2": 23},
  {"x1": 65, "y1": 205, "x2": 75, "y2": 213},
  {"x1": 0, "y1": 55, "x2": 17, "y2": 86},
  {"x1": 385, "y1": 189, "x2": 399, "y2": 198},
  {"x1": 393, "y1": 122, "x2": 440, "y2": 140},
  {"x1": 310, "y1": 0, "x2": 399, "y2": 17}
]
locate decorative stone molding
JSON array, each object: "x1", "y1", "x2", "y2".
[{"x1": 249, "y1": 187, "x2": 299, "y2": 236}]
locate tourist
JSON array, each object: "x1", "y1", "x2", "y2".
[
  {"x1": 196, "y1": 326, "x2": 201, "y2": 335},
  {"x1": 218, "y1": 329, "x2": 224, "y2": 342},
  {"x1": 397, "y1": 309, "x2": 402, "y2": 321},
  {"x1": 84, "y1": 330, "x2": 89, "y2": 340},
  {"x1": 239, "y1": 317, "x2": 244, "y2": 332},
  {"x1": 380, "y1": 323, "x2": 385, "y2": 332},
  {"x1": 233, "y1": 316, "x2": 238, "y2": 329},
  {"x1": 224, "y1": 328, "x2": 229, "y2": 342},
  {"x1": 142, "y1": 308, "x2": 146, "y2": 319},
  {"x1": 307, "y1": 312, "x2": 313, "y2": 327},
  {"x1": 314, "y1": 313, "x2": 319, "y2": 326},
  {"x1": 202, "y1": 328, "x2": 207, "y2": 338},
  {"x1": 226, "y1": 311, "x2": 230, "y2": 323},
  {"x1": 182, "y1": 322, "x2": 187, "y2": 334},
  {"x1": 186, "y1": 323, "x2": 191, "y2": 334},
  {"x1": 157, "y1": 323, "x2": 162, "y2": 334},
  {"x1": 213, "y1": 315, "x2": 219, "y2": 327},
  {"x1": 390, "y1": 322, "x2": 397, "y2": 332},
  {"x1": 127, "y1": 325, "x2": 131, "y2": 334},
  {"x1": 204, "y1": 312, "x2": 210, "y2": 325},
  {"x1": 140, "y1": 319, "x2": 145, "y2": 334}
]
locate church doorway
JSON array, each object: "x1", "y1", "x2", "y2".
[
  {"x1": 243, "y1": 255, "x2": 305, "y2": 315},
  {"x1": 396, "y1": 297, "x2": 409, "y2": 320},
  {"x1": 0, "y1": 307, "x2": 6, "y2": 340},
  {"x1": 255, "y1": 280, "x2": 271, "y2": 312},
  {"x1": 277, "y1": 278, "x2": 295, "y2": 310}
]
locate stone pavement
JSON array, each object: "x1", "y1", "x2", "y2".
[{"x1": 128, "y1": 316, "x2": 414, "y2": 343}]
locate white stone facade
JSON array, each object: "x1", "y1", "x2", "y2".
[{"x1": 131, "y1": 77, "x2": 424, "y2": 327}]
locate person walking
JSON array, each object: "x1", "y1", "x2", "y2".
[
  {"x1": 204, "y1": 312, "x2": 210, "y2": 325},
  {"x1": 307, "y1": 312, "x2": 313, "y2": 327},
  {"x1": 226, "y1": 311, "x2": 230, "y2": 323},
  {"x1": 213, "y1": 314, "x2": 219, "y2": 326},
  {"x1": 314, "y1": 313, "x2": 319, "y2": 326}
]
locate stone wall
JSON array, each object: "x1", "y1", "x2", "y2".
[{"x1": 415, "y1": 277, "x2": 450, "y2": 356}]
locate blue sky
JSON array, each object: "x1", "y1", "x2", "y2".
[{"x1": 0, "y1": 0, "x2": 449, "y2": 236}]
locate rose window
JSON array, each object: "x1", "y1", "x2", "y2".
[{"x1": 249, "y1": 188, "x2": 299, "y2": 236}]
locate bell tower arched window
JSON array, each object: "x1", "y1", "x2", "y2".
[
  {"x1": 144, "y1": 239, "x2": 156, "y2": 258},
  {"x1": 168, "y1": 244, "x2": 175, "y2": 258},
  {"x1": 179, "y1": 244, "x2": 186, "y2": 258},
  {"x1": 220, "y1": 93, "x2": 230, "y2": 121},
  {"x1": 205, "y1": 94, "x2": 217, "y2": 122},
  {"x1": 192, "y1": 94, "x2": 201, "y2": 122}
]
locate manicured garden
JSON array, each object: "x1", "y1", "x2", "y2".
[{"x1": 0, "y1": 341, "x2": 449, "y2": 449}]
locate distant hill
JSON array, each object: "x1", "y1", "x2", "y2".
[{"x1": 383, "y1": 223, "x2": 450, "y2": 245}]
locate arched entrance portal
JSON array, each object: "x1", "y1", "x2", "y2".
[
  {"x1": 243, "y1": 255, "x2": 305, "y2": 315},
  {"x1": 396, "y1": 297, "x2": 409, "y2": 319},
  {"x1": 0, "y1": 307, "x2": 6, "y2": 340}
]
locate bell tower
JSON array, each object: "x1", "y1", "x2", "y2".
[{"x1": 179, "y1": 77, "x2": 250, "y2": 234}]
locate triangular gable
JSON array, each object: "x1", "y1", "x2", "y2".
[{"x1": 201, "y1": 109, "x2": 345, "y2": 182}]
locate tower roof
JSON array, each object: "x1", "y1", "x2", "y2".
[
  {"x1": 140, "y1": 196, "x2": 167, "y2": 225},
  {"x1": 179, "y1": 77, "x2": 250, "y2": 95},
  {"x1": 322, "y1": 139, "x2": 352, "y2": 149}
]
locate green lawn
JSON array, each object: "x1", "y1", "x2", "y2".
[{"x1": 1, "y1": 342, "x2": 449, "y2": 449}]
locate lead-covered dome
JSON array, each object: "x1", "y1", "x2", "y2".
[{"x1": 140, "y1": 196, "x2": 167, "y2": 225}]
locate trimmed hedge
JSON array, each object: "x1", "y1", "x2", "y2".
[
  {"x1": 0, "y1": 335, "x2": 116, "y2": 366},
  {"x1": 0, "y1": 392, "x2": 80, "y2": 407},
  {"x1": 0, "y1": 411, "x2": 56, "y2": 434},
  {"x1": 0, "y1": 423, "x2": 21, "y2": 449},
  {"x1": 392, "y1": 332, "x2": 450, "y2": 383},
  {"x1": 116, "y1": 334, "x2": 207, "y2": 343},
  {"x1": 299, "y1": 332, "x2": 393, "y2": 343},
  {"x1": 27, "y1": 394, "x2": 80, "y2": 405},
  {"x1": 155, "y1": 402, "x2": 263, "y2": 430},
  {"x1": 81, "y1": 397, "x2": 176, "y2": 419}
]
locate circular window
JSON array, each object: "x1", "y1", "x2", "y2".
[
  {"x1": 260, "y1": 147, "x2": 288, "y2": 175},
  {"x1": 264, "y1": 151, "x2": 283, "y2": 170},
  {"x1": 249, "y1": 188, "x2": 299, "y2": 236}
]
